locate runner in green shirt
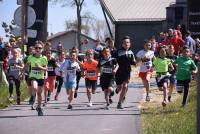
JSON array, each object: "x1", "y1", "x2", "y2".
[
  {"x1": 153, "y1": 47, "x2": 174, "y2": 107},
  {"x1": 26, "y1": 41, "x2": 48, "y2": 116},
  {"x1": 175, "y1": 46, "x2": 197, "y2": 107}
]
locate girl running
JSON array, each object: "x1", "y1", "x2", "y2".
[
  {"x1": 7, "y1": 48, "x2": 24, "y2": 104},
  {"x1": 175, "y1": 46, "x2": 197, "y2": 107},
  {"x1": 54, "y1": 51, "x2": 66, "y2": 100},
  {"x1": 98, "y1": 48, "x2": 118, "y2": 109},
  {"x1": 153, "y1": 47, "x2": 174, "y2": 107},
  {"x1": 60, "y1": 51, "x2": 80, "y2": 109},
  {"x1": 26, "y1": 41, "x2": 48, "y2": 116}
]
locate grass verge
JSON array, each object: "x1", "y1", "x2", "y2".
[
  {"x1": 141, "y1": 82, "x2": 197, "y2": 134},
  {"x1": 0, "y1": 81, "x2": 29, "y2": 109}
]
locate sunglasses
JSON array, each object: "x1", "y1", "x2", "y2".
[{"x1": 35, "y1": 47, "x2": 42, "y2": 50}]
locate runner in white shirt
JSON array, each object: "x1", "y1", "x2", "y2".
[{"x1": 136, "y1": 40, "x2": 154, "y2": 102}]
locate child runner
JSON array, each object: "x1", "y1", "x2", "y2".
[
  {"x1": 136, "y1": 40, "x2": 154, "y2": 102},
  {"x1": 153, "y1": 47, "x2": 174, "y2": 107},
  {"x1": 54, "y1": 51, "x2": 65, "y2": 100},
  {"x1": 44, "y1": 50, "x2": 58, "y2": 105},
  {"x1": 166, "y1": 45, "x2": 177, "y2": 102},
  {"x1": 60, "y1": 51, "x2": 80, "y2": 109},
  {"x1": 78, "y1": 49, "x2": 98, "y2": 107},
  {"x1": 26, "y1": 41, "x2": 48, "y2": 116},
  {"x1": 7, "y1": 48, "x2": 24, "y2": 104},
  {"x1": 175, "y1": 46, "x2": 197, "y2": 107},
  {"x1": 98, "y1": 47, "x2": 118, "y2": 109},
  {"x1": 115, "y1": 36, "x2": 136, "y2": 109}
]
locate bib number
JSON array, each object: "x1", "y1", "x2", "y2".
[
  {"x1": 87, "y1": 71, "x2": 96, "y2": 77},
  {"x1": 48, "y1": 66, "x2": 54, "y2": 71},
  {"x1": 10, "y1": 66, "x2": 20, "y2": 71},
  {"x1": 102, "y1": 67, "x2": 112, "y2": 73}
]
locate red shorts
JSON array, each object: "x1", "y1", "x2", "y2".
[
  {"x1": 139, "y1": 72, "x2": 152, "y2": 81},
  {"x1": 45, "y1": 76, "x2": 56, "y2": 92}
]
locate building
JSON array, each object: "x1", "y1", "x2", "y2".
[
  {"x1": 101, "y1": 0, "x2": 176, "y2": 53},
  {"x1": 47, "y1": 30, "x2": 98, "y2": 53}
]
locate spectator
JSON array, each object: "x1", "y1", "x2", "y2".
[{"x1": 185, "y1": 30, "x2": 196, "y2": 55}]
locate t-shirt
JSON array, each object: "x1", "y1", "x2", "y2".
[
  {"x1": 60, "y1": 59, "x2": 80, "y2": 83},
  {"x1": 8, "y1": 58, "x2": 23, "y2": 79},
  {"x1": 47, "y1": 58, "x2": 57, "y2": 76},
  {"x1": 115, "y1": 48, "x2": 136, "y2": 73},
  {"x1": 27, "y1": 55, "x2": 48, "y2": 79},
  {"x1": 153, "y1": 57, "x2": 171, "y2": 73},
  {"x1": 98, "y1": 57, "x2": 117, "y2": 77},
  {"x1": 82, "y1": 60, "x2": 98, "y2": 80},
  {"x1": 136, "y1": 50, "x2": 154, "y2": 72},
  {"x1": 55, "y1": 59, "x2": 65, "y2": 76},
  {"x1": 175, "y1": 57, "x2": 197, "y2": 80}
]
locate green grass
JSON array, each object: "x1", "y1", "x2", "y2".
[
  {"x1": 0, "y1": 81, "x2": 29, "y2": 109},
  {"x1": 142, "y1": 83, "x2": 197, "y2": 134}
]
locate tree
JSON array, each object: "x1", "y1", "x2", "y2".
[{"x1": 50, "y1": 0, "x2": 85, "y2": 49}]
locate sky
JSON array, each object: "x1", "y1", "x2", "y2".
[{"x1": 0, "y1": 0, "x2": 105, "y2": 41}]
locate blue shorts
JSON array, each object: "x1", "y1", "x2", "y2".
[
  {"x1": 169, "y1": 74, "x2": 176, "y2": 85},
  {"x1": 64, "y1": 82, "x2": 76, "y2": 89}
]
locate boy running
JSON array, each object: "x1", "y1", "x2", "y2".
[
  {"x1": 136, "y1": 40, "x2": 154, "y2": 102},
  {"x1": 153, "y1": 47, "x2": 174, "y2": 107},
  {"x1": 175, "y1": 46, "x2": 197, "y2": 107},
  {"x1": 98, "y1": 48, "x2": 118, "y2": 109},
  {"x1": 26, "y1": 41, "x2": 48, "y2": 116},
  {"x1": 60, "y1": 51, "x2": 80, "y2": 109}
]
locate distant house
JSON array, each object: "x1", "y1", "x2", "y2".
[
  {"x1": 47, "y1": 30, "x2": 99, "y2": 53},
  {"x1": 101, "y1": 0, "x2": 176, "y2": 53}
]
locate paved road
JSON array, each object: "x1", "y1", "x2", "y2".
[{"x1": 0, "y1": 80, "x2": 143, "y2": 134}]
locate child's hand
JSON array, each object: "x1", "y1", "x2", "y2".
[{"x1": 191, "y1": 70, "x2": 197, "y2": 75}]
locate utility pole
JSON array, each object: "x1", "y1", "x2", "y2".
[{"x1": 21, "y1": 0, "x2": 27, "y2": 57}]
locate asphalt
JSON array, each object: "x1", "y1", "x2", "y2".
[{"x1": 0, "y1": 79, "x2": 143, "y2": 134}]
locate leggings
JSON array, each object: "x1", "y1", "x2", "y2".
[
  {"x1": 55, "y1": 76, "x2": 63, "y2": 94},
  {"x1": 8, "y1": 76, "x2": 21, "y2": 96},
  {"x1": 177, "y1": 79, "x2": 190, "y2": 105}
]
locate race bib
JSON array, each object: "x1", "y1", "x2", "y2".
[
  {"x1": 48, "y1": 66, "x2": 54, "y2": 71},
  {"x1": 87, "y1": 70, "x2": 96, "y2": 77},
  {"x1": 143, "y1": 61, "x2": 152, "y2": 69},
  {"x1": 10, "y1": 66, "x2": 20, "y2": 71},
  {"x1": 67, "y1": 69, "x2": 76, "y2": 74},
  {"x1": 102, "y1": 67, "x2": 112, "y2": 73},
  {"x1": 31, "y1": 70, "x2": 42, "y2": 75}
]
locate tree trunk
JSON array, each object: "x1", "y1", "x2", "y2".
[{"x1": 77, "y1": 4, "x2": 81, "y2": 51}]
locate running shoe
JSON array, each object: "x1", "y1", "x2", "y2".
[
  {"x1": 87, "y1": 102, "x2": 93, "y2": 107},
  {"x1": 105, "y1": 103, "x2": 110, "y2": 110},
  {"x1": 168, "y1": 96, "x2": 171, "y2": 102},
  {"x1": 110, "y1": 91, "x2": 115, "y2": 96},
  {"x1": 36, "y1": 107, "x2": 44, "y2": 116},
  {"x1": 109, "y1": 98, "x2": 113, "y2": 104},
  {"x1": 146, "y1": 95, "x2": 150, "y2": 102},
  {"x1": 162, "y1": 101, "x2": 167, "y2": 107},
  {"x1": 31, "y1": 105, "x2": 35, "y2": 110},
  {"x1": 67, "y1": 104, "x2": 73, "y2": 109},
  {"x1": 8, "y1": 95, "x2": 14, "y2": 102},
  {"x1": 74, "y1": 92, "x2": 78, "y2": 98},
  {"x1": 54, "y1": 95, "x2": 58, "y2": 101},
  {"x1": 16, "y1": 96, "x2": 20, "y2": 105},
  {"x1": 117, "y1": 102, "x2": 123, "y2": 109}
]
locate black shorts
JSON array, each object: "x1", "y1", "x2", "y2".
[
  {"x1": 85, "y1": 78, "x2": 97, "y2": 89},
  {"x1": 25, "y1": 75, "x2": 32, "y2": 86},
  {"x1": 29, "y1": 78, "x2": 45, "y2": 87},
  {"x1": 115, "y1": 71, "x2": 130, "y2": 85},
  {"x1": 155, "y1": 75, "x2": 169, "y2": 87},
  {"x1": 100, "y1": 75, "x2": 114, "y2": 90}
]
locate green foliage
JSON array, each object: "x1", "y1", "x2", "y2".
[
  {"x1": 0, "y1": 81, "x2": 29, "y2": 109},
  {"x1": 142, "y1": 85, "x2": 197, "y2": 134}
]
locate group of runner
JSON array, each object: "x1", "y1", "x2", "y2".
[{"x1": 0, "y1": 25, "x2": 199, "y2": 116}]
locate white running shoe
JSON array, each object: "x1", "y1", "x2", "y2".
[
  {"x1": 87, "y1": 102, "x2": 93, "y2": 107},
  {"x1": 8, "y1": 95, "x2": 14, "y2": 102}
]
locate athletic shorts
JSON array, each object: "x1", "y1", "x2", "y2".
[
  {"x1": 155, "y1": 75, "x2": 169, "y2": 88},
  {"x1": 29, "y1": 78, "x2": 45, "y2": 87},
  {"x1": 115, "y1": 71, "x2": 130, "y2": 85},
  {"x1": 139, "y1": 72, "x2": 152, "y2": 81},
  {"x1": 169, "y1": 74, "x2": 176, "y2": 85},
  {"x1": 85, "y1": 78, "x2": 97, "y2": 89},
  {"x1": 45, "y1": 76, "x2": 56, "y2": 92},
  {"x1": 100, "y1": 75, "x2": 114, "y2": 90},
  {"x1": 64, "y1": 82, "x2": 76, "y2": 89}
]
